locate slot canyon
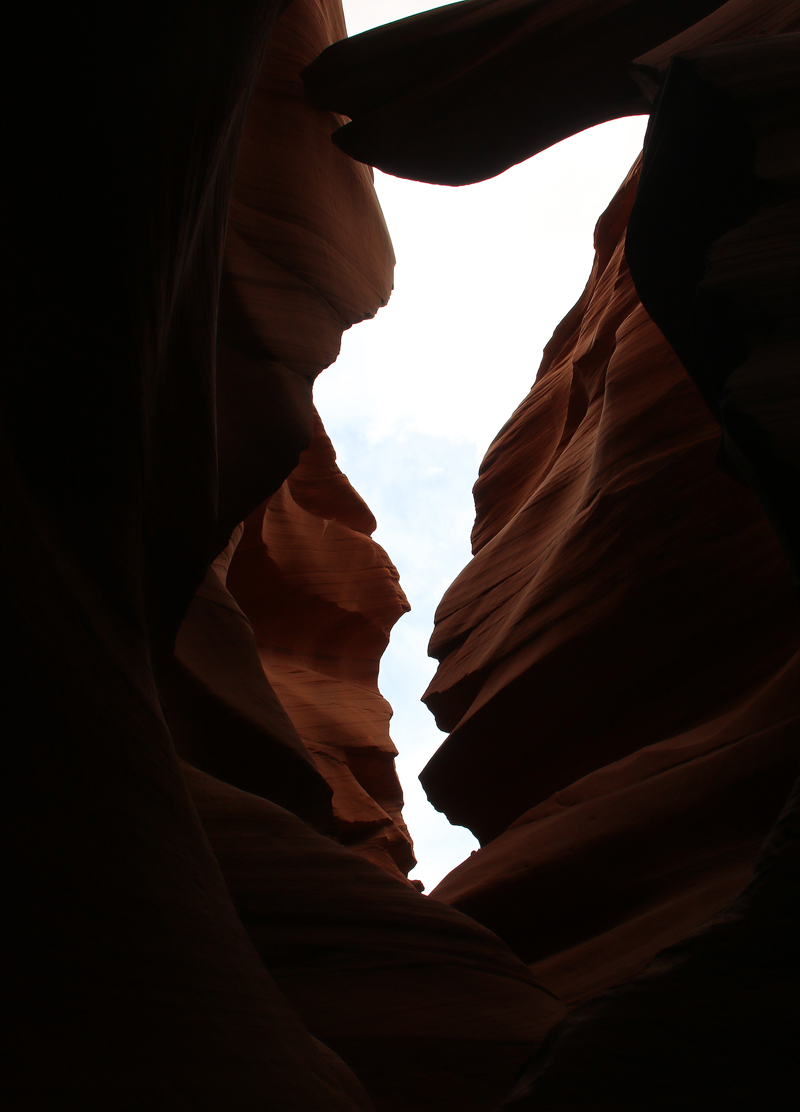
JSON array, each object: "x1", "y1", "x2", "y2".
[{"x1": 6, "y1": 1, "x2": 799, "y2": 1109}]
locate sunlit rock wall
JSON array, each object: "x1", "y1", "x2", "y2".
[
  {"x1": 225, "y1": 411, "x2": 415, "y2": 881},
  {"x1": 425, "y1": 159, "x2": 799, "y2": 1002},
  {"x1": 160, "y1": 0, "x2": 415, "y2": 881}
]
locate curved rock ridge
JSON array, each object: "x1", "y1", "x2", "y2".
[
  {"x1": 183, "y1": 762, "x2": 566, "y2": 1112},
  {"x1": 222, "y1": 409, "x2": 416, "y2": 880},
  {"x1": 225, "y1": 0, "x2": 394, "y2": 376},
  {"x1": 216, "y1": 0, "x2": 395, "y2": 547},
  {"x1": 421, "y1": 158, "x2": 798, "y2": 845}
]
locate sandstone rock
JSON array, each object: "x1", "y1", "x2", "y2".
[
  {"x1": 160, "y1": 0, "x2": 413, "y2": 878},
  {"x1": 226, "y1": 410, "x2": 415, "y2": 880},
  {"x1": 182, "y1": 761, "x2": 566, "y2": 1112},
  {"x1": 216, "y1": 0, "x2": 394, "y2": 547},
  {"x1": 157, "y1": 527, "x2": 338, "y2": 834},
  {"x1": 413, "y1": 3, "x2": 800, "y2": 1106},
  {"x1": 499, "y1": 775, "x2": 800, "y2": 1111}
]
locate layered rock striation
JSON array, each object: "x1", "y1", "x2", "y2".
[
  {"x1": 422, "y1": 153, "x2": 799, "y2": 1002},
  {"x1": 225, "y1": 410, "x2": 415, "y2": 880}
]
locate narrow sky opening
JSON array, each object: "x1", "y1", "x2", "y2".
[{"x1": 314, "y1": 1, "x2": 649, "y2": 889}]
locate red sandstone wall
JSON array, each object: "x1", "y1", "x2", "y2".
[
  {"x1": 226, "y1": 411, "x2": 416, "y2": 880},
  {"x1": 422, "y1": 157, "x2": 799, "y2": 1000}
]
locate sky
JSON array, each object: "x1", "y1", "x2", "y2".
[{"x1": 313, "y1": 1, "x2": 649, "y2": 890}]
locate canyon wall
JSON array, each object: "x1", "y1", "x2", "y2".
[{"x1": 424, "y1": 156, "x2": 799, "y2": 1007}]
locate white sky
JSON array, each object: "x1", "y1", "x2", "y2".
[{"x1": 314, "y1": 1, "x2": 649, "y2": 889}]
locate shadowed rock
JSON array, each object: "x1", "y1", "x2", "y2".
[{"x1": 302, "y1": 0, "x2": 728, "y2": 184}]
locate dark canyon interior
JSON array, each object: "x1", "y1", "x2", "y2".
[{"x1": 6, "y1": 1, "x2": 799, "y2": 1109}]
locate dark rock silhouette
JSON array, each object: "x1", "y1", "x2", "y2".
[{"x1": 303, "y1": 0, "x2": 729, "y2": 184}]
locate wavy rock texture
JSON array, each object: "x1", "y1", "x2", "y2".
[
  {"x1": 422, "y1": 159, "x2": 798, "y2": 839},
  {"x1": 149, "y1": 2, "x2": 566, "y2": 1108},
  {"x1": 216, "y1": 0, "x2": 394, "y2": 546},
  {"x1": 490, "y1": 26, "x2": 800, "y2": 1109},
  {"x1": 157, "y1": 523, "x2": 339, "y2": 835},
  {"x1": 422, "y1": 153, "x2": 799, "y2": 1011},
  {"x1": 225, "y1": 410, "x2": 415, "y2": 881},
  {"x1": 377, "y1": 3, "x2": 800, "y2": 1106},
  {"x1": 433, "y1": 647, "x2": 800, "y2": 1003},
  {"x1": 163, "y1": 0, "x2": 415, "y2": 880}
]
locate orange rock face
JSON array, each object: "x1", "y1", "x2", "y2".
[
  {"x1": 422, "y1": 158, "x2": 798, "y2": 836},
  {"x1": 225, "y1": 410, "x2": 416, "y2": 880},
  {"x1": 153, "y1": 2, "x2": 568, "y2": 1108},
  {"x1": 421, "y1": 156, "x2": 799, "y2": 1004},
  {"x1": 160, "y1": 0, "x2": 414, "y2": 881},
  {"x1": 165, "y1": 0, "x2": 417, "y2": 879},
  {"x1": 432, "y1": 645, "x2": 800, "y2": 1003}
]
